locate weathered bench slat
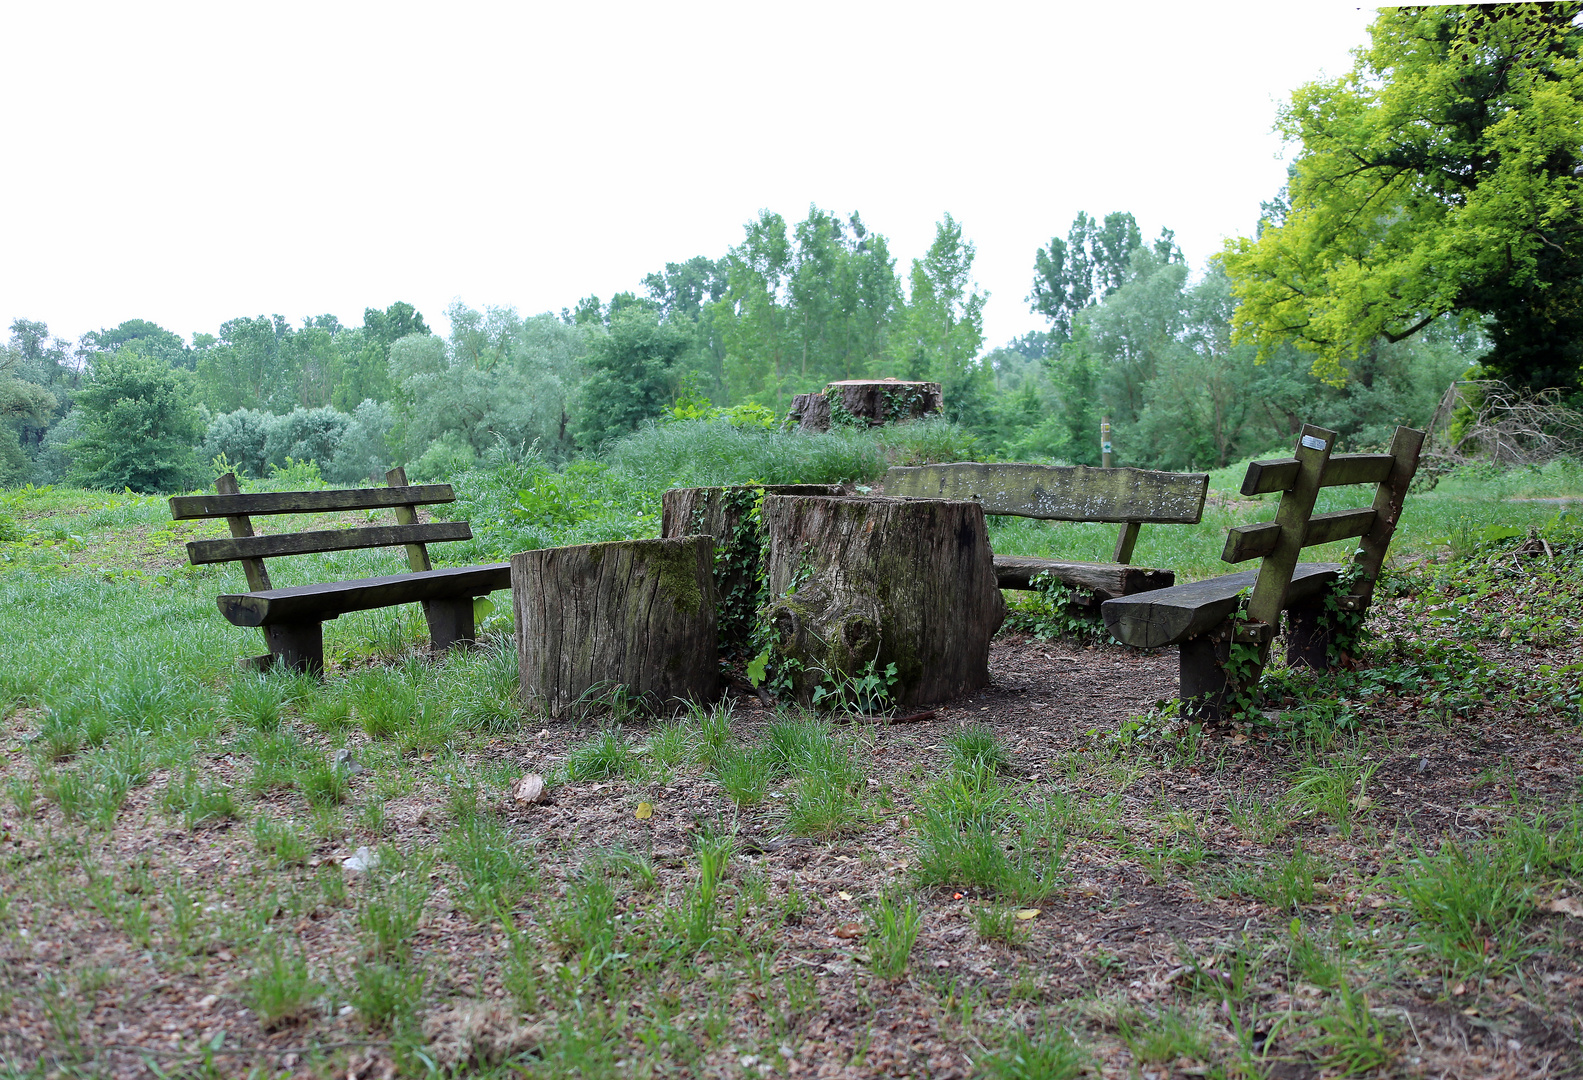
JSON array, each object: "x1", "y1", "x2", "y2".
[
  {"x1": 1220, "y1": 507, "x2": 1377, "y2": 563},
  {"x1": 1100, "y1": 563, "x2": 1342, "y2": 650},
  {"x1": 169, "y1": 484, "x2": 455, "y2": 520},
  {"x1": 217, "y1": 563, "x2": 511, "y2": 627},
  {"x1": 187, "y1": 522, "x2": 473, "y2": 565},
  {"x1": 885, "y1": 463, "x2": 1208, "y2": 524},
  {"x1": 1239, "y1": 453, "x2": 1396, "y2": 496},
  {"x1": 992, "y1": 555, "x2": 1173, "y2": 598}
]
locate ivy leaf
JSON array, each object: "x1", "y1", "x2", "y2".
[{"x1": 746, "y1": 648, "x2": 770, "y2": 688}]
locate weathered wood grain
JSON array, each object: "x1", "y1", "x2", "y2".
[
  {"x1": 991, "y1": 555, "x2": 1174, "y2": 598},
  {"x1": 217, "y1": 563, "x2": 510, "y2": 627},
  {"x1": 760, "y1": 495, "x2": 1004, "y2": 706},
  {"x1": 512, "y1": 537, "x2": 718, "y2": 718},
  {"x1": 169, "y1": 484, "x2": 455, "y2": 520},
  {"x1": 1220, "y1": 507, "x2": 1377, "y2": 564},
  {"x1": 1101, "y1": 563, "x2": 1342, "y2": 650},
  {"x1": 1246, "y1": 425, "x2": 1335, "y2": 631},
  {"x1": 213, "y1": 472, "x2": 272, "y2": 591},
  {"x1": 188, "y1": 522, "x2": 472, "y2": 565},
  {"x1": 1239, "y1": 453, "x2": 1396, "y2": 496},
  {"x1": 1345, "y1": 426, "x2": 1425, "y2": 611},
  {"x1": 885, "y1": 463, "x2": 1208, "y2": 524}
]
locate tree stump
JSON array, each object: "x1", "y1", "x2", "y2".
[
  {"x1": 660, "y1": 484, "x2": 844, "y2": 660},
  {"x1": 784, "y1": 379, "x2": 943, "y2": 433},
  {"x1": 511, "y1": 537, "x2": 718, "y2": 718},
  {"x1": 759, "y1": 495, "x2": 1004, "y2": 706}
]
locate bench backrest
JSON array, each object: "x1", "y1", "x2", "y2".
[
  {"x1": 1229, "y1": 425, "x2": 1424, "y2": 635},
  {"x1": 884, "y1": 462, "x2": 1209, "y2": 564},
  {"x1": 168, "y1": 468, "x2": 468, "y2": 591}
]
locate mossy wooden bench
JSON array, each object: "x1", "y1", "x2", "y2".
[
  {"x1": 169, "y1": 468, "x2": 508, "y2": 674},
  {"x1": 1100, "y1": 424, "x2": 1424, "y2": 717},
  {"x1": 884, "y1": 462, "x2": 1209, "y2": 604}
]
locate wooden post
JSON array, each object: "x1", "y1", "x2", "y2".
[
  {"x1": 1112, "y1": 521, "x2": 1140, "y2": 564},
  {"x1": 759, "y1": 495, "x2": 1004, "y2": 707},
  {"x1": 1100, "y1": 417, "x2": 1112, "y2": 468},
  {"x1": 1245, "y1": 425, "x2": 1336, "y2": 632},
  {"x1": 1343, "y1": 426, "x2": 1425, "y2": 613},
  {"x1": 214, "y1": 472, "x2": 279, "y2": 671},
  {"x1": 1285, "y1": 600, "x2": 1330, "y2": 671},
  {"x1": 512, "y1": 537, "x2": 718, "y2": 718},
  {"x1": 387, "y1": 466, "x2": 476, "y2": 654}
]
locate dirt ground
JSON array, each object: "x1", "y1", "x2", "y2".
[{"x1": 2, "y1": 631, "x2": 1580, "y2": 1079}]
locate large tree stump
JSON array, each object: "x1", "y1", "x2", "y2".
[
  {"x1": 512, "y1": 537, "x2": 718, "y2": 718},
  {"x1": 784, "y1": 379, "x2": 943, "y2": 433},
  {"x1": 759, "y1": 495, "x2": 1004, "y2": 706},
  {"x1": 660, "y1": 484, "x2": 844, "y2": 660}
]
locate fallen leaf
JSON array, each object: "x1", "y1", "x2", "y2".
[
  {"x1": 634, "y1": 801, "x2": 654, "y2": 820},
  {"x1": 510, "y1": 773, "x2": 546, "y2": 806},
  {"x1": 838, "y1": 891, "x2": 853, "y2": 901},
  {"x1": 1015, "y1": 909, "x2": 1040, "y2": 920},
  {"x1": 1542, "y1": 896, "x2": 1583, "y2": 917},
  {"x1": 833, "y1": 922, "x2": 864, "y2": 939}
]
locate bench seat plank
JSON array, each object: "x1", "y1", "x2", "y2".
[
  {"x1": 218, "y1": 563, "x2": 510, "y2": 627},
  {"x1": 886, "y1": 463, "x2": 1208, "y2": 523},
  {"x1": 170, "y1": 484, "x2": 455, "y2": 520},
  {"x1": 1101, "y1": 563, "x2": 1342, "y2": 650},
  {"x1": 188, "y1": 522, "x2": 472, "y2": 564},
  {"x1": 992, "y1": 555, "x2": 1174, "y2": 598}
]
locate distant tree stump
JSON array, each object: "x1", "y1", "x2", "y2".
[
  {"x1": 784, "y1": 379, "x2": 943, "y2": 433},
  {"x1": 660, "y1": 484, "x2": 844, "y2": 660},
  {"x1": 511, "y1": 537, "x2": 718, "y2": 718},
  {"x1": 759, "y1": 495, "x2": 1004, "y2": 706}
]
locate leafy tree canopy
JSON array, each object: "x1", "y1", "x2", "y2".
[
  {"x1": 1223, "y1": 4, "x2": 1583, "y2": 388},
  {"x1": 68, "y1": 351, "x2": 203, "y2": 492},
  {"x1": 1029, "y1": 212, "x2": 1180, "y2": 342}
]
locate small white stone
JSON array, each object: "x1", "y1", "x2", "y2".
[{"x1": 342, "y1": 846, "x2": 379, "y2": 873}]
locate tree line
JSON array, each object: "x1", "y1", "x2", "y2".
[{"x1": 2, "y1": 4, "x2": 1576, "y2": 493}]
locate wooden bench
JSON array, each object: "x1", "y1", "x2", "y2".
[
  {"x1": 169, "y1": 468, "x2": 509, "y2": 674},
  {"x1": 884, "y1": 462, "x2": 1210, "y2": 604},
  {"x1": 1101, "y1": 424, "x2": 1424, "y2": 717}
]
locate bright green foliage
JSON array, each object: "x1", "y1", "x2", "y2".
[
  {"x1": 575, "y1": 306, "x2": 694, "y2": 450},
  {"x1": 1224, "y1": 5, "x2": 1583, "y2": 388},
  {"x1": 67, "y1": 350, "x2": 204, "y2": 492},
  {"x1": 890, "y1": 214, "x2": 990, "y2": 427},
  {"x1": 713, "y1": 207, "x2": 902, "y2": 412}
]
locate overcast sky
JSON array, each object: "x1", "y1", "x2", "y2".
[{"x1": 1, "y1": 1, "x2": 1377, "y2": 352}]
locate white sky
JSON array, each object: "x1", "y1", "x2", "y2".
[{"x1": 1, "y1": 1, "x2": 1377, "y2": 353}]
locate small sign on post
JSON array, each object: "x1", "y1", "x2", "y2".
[{"x1": 1100, "y1": 417, "x2": 1113, "y2": 468}]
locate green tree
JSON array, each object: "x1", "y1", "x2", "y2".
[
  {"x1": 574, "y1": 307, "x2": 693, "y2": 449},
  {"x1": 1223, "y1": 4, "x2": 1583, "y2": 389},
  {"x1": 1029, "y1": 212, "x2": 1178, "y2": 342},
  {"x1": 68, "y1": 351, "x2": 203, "y2": 492},
  {"x1": 80, "y1": 320, "x2": 189, "y2": 367},
  {"x1": 892, "y1": 214, "x2": 989, "y2": 425}
]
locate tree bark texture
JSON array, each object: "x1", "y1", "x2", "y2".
[
  {"x1": 759, "y1": 495, "x2": 1004, "y2": 706},
  {"x1": 660, "y1": 485, "x2": 844, "y2": 660},
  {"x1": 784, "y1": 379, "x2": 942, "y2": 433},
  {"x1": 512, "y1": 537, "x2": 718, "y2": 719}
]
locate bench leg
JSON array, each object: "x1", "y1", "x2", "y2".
[
  {"x1": 1285, "y1": 600, "x2": 1331, "y2": 672},
  {"x1": 1179, "y1": 634, "x2": 1230, "y2": 720},
  {"x1": 423, "y1": 598, "x2": 476, "y2": 654},
  {"x1": 264, "y1": 623, "x2": 324, "y2": 675}
]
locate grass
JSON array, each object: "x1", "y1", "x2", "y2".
[
  {"x1": 565, "y1": 727, "x2": 644, "y2": 782},
  {"x1": 865, "y1": 894, "x2": 922, "y2": 978},
  {"x1": 444, "y1": 815, "x2": 537, "y2": 920},
  {"x1": 3, "y1": 449, "x2": 1581, "y2": 1076}
]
